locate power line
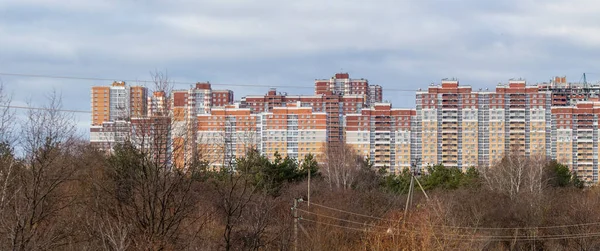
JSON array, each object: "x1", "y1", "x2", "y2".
[
  {"x1": 0, "y1": 72, "x2": 418, "y2": 94},
  {"x1": 300, "y1": 218, "x2": 378, "y2": 233},
  {"x1": 0, "y1": 105, "x2": 91, "y2": 114},
  {"x1": 297, "y1": 209, "x2": 386, "y2": 229},
  {"x1": 309, "y1": 202, "x2": 394, "y2": 222},
  {"x1": 300, "y1": 205, "x2": 600, "y2": 239},
  {"x1": 308, "y1": 201, "x2": 600, "y2": 231},
  {"x1": 301, "y1": 216, "x2": 600, "y2": 241}
]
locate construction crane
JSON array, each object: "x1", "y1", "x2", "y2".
[{"x1": 581, "y1": 72, "x2": 596, "y2": 101}]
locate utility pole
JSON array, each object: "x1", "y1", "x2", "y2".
[
  {"x1": 292, "y1": 198, "x2": 303, "y2": 251},
  {"x1": 293, "y1": 198, "x2": 298, "y2": 251},
  {"x1": 412, "y1": 158, "x2": 429, "y2": 201},
  {"x1": 403, "y1": 173, "x2": 414, "y2": 222},
  {"x1": 307, "y1": 167, "x2": 311, "y2": 209},
  {"x1": 404, "y1": 158, "x2": 429, "y2": 224},
  {"x1": 413, "y1": 175, "x2": 429, "y2": 201}
]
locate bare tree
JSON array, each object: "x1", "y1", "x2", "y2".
[
  {"x1": 481, "y1": 150, "x2": 550, "y2": 201},
  {"x1": 0, "y1": 80, "x2": 16, "y2": 216},
  {"x1": 524, "y1": 155, "x2": 550, "y2": 200},
  {"x1": 240, "y1": 195, "x2": 278, "y2": 250},
  {"x1": 0, "y1": 90, "x2": 80, "y2": 250},
  {"x1": 321, "y1": 142, "x2": 366, "y2": 190},
  {"x1": 213, "y1": 172, "x2": 256, "y2": 251},
  {"x1": 85, "y1": 71, "x2": 210, "y2": 250},
  {"x1": 149, "y1": 70, "x2": 173, "y2": 101},
  {"x1": 0, "y1": 79, "x2": 16, "y2": 144}
]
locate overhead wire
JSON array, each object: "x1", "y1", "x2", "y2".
[
  {"x1": 296, "y1": 208, "x2": 387, "y2": 229},
  {"x1": 308, "y1": 202, "x2": 394, "y2": 222},
  {"x1": 299, "y1": 218, "x2": 379, "y2": 233},
  {"x1": 307, "y1": 201, "x2": 600, "y2": 231},
  {"x1": 0, "y1": 105, "x2": 91, "y2": 114},
  {"x1": 299, "y1": 213, "x2": 600, "y2": 241},
  {"x1": 0, "y1": 72, "x2": 418, "y2": 94}
]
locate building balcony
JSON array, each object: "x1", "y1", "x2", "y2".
[
  {"x1": 441, "y1": 105, "x2": 459, "y2": 109},
  {"x1": 441, "y1": 160, "x2": 459, "y2": 165},
  {"x1": 441, "y1": 132, "x2": 459, "y2": 136},
  {"x1": 576, "y1": 162, "x2": 594, "y2": 167},
  {"x1": 441, "y1": 151, "x2": 458, "y2": 156}
]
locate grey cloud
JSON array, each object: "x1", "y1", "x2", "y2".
[{"x1": 3, "y1": 0, "x2": 600, "y2": 136}]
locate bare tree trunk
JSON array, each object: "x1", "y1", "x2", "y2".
[
  {"x1": 0, "y1": 80, "x2": 15, "y2": 144},
  {"x1": 215, "y1": 173, "x2": 256, "y2": 251},
  {"x1": 322, "y1": 142, "x2": 363, "y2": 190},
  {"x1": 0, "y1": 90, "x2": 80, "y2": 250},
  {"x1": 482, "y1": 150, "x2": 551, "y2": 202}
]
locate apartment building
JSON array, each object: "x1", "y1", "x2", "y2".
[
  {"x1": 538, "y1": 76, "x2": 600, "y2": 106},
  {"x1": 258, "y1": 102, "x2": 327, "y2": 161},
  {"x1": 315, "y1": 73, "x2": 369, "y2": 97},
  {"x1": 195, "y1": 101, "x2": 327, "y2": 168},
  {"x1": 240, "y1": 73, "x2": 382, "y2": 145},
  {"x1": 242, "y1": 89, "x2": 366, "y2": 144},
  {"x1": 241, "y1": 73, "x2": 380, "y2": 144},
  {"x1": 196, "y1": 104, "x2": 260, "y2": 168},
  {"x1": 90, "y1": 81, "x2": 148, "y2": 126},
  {"x1": 212, "y1": 89, "x2": 234, "y2": 107},
  {"x1": 415, "y1": 79, "x2": 553, "y2": 171},
  {"x1": 368, "y1": 85, "x2": 383, "y2": 105},
  {"x1": 90, "y1": 81, "x2": 149, "y2": 151},
  {"x1": 242, "y1": 88, "x2": 366, "y2": 114},
  {"x1": 345, "y1": 103, "x2": 415, "y2": 173},
  {"x1": 90, "y1": 74, "x2": 600, "y2": 183},
  {"x1": 170, "y1": 82, "x2": 235, "y2": 116},
  {"x1": 552, "y1": 101, "x2": 600, "y2": 183},
  {"x1": 130, "y1": 116, "x2": 172, "y2": 166},
  {"x1": 89, "y1": 120, "x2": 131, "y2": 151},
  {"x1": 148, "y1": 91, "x2": 168, "y2": 116}
]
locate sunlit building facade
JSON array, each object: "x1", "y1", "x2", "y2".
[
  {"x1": 90, "y1": 74, "x2": 600, "y2": 183},
  {"x1": 345, "y1": 103, "x2": 415, "y2": 173}
]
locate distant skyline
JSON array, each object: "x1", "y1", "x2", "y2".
[{"x1": 2, "y1": 0, "x2": 600, "y2": 136}]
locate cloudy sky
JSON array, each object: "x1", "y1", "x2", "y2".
[{"x1": 2, "y1": 0, "x2": 600, "y2": 135}]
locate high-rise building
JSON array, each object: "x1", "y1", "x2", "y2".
[
  {"x1": 91, "y1": 85, "x2": 110, "y2": 126},
  {"x1": 551, "y1": 100, "x2": 600, "y2": 183},
  {"x1": 130, "y1": 86, "x2": 148, "y2": 118},
  {"x1": 90, "y1": 81, "x2": 148, "y2": 151},
  {"x1": 258, "y1": 102, "x2": 327, "y2": 161},
  {"x1": 90, "y1": 74, "x2": 600, "y2": 184},
  {"x1": 414, "y1": 79, "x2": 553, "y2": 171},
  {"x1": 538, "y1": 76, "x2": 600, "y2": 106},
  {"x1": 315, "y1": 73, "x2": 369, "y2": 97},
  {"x1": 90, "y1": 81, "x2": 148, "y2": 126},
  {"x1": 368, "y1": 85, "x2": 383, "y2": 105},
  {"x1": 89, "y1": 120, "x2": 131, "y2": 151},
  {"x1": 148, "y1": 91, "x2": 168, "y2": 117},
  {"x1": 314, "y1": 73, "x2": 383, "y2": 106},
  {"x1": 345, "y1": 103, "x2": 415, "y2": 173},
  {"x1": 196, "y1": 103, "x2": 260, "y2": 168},
  {"x1": 165, "y1": 84, "x2": 235, "y2": 168},
  {"x1": 196, "y1": 101, "x2": 327, "y2": 169},
  {"x1": 241, "y1": 88, "x2": 367, "y2": 144},
  {"x1": 212, "y1": 89, "x2": 234, "y2": 107},
  {"x1": 173, "y1": 82, "x2": 236, "y2": 116}
]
